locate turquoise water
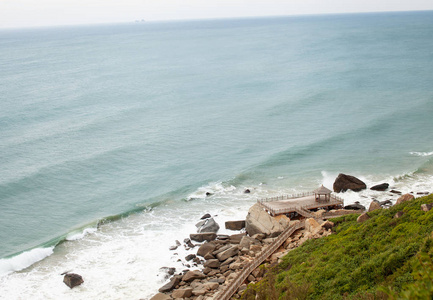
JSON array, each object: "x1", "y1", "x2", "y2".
[{"x1": 1, "y1": 11, "x2": 433, "y2": 298}]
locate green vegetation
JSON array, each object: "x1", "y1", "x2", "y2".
[{"x1": 241, "y1": 194, "x2": 433, "y2": 300}]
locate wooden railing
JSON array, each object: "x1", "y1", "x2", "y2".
[
  {"x1": 216, "y1": 221, "x2": 305, "y2": 300},
  {"x1": 257, "y1": 192, "x2": 314, "y2": 203}
]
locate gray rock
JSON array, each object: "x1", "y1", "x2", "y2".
[
  {"x1": 197, "y1": 242, "x2": 217, "y2": 257},
  {"x1": 158, "y1": 275, "x2": 181, "y2": 293},
  {"x1": 201, "y1": 213, "x2": 211, "y2": 219},
  {"x1": 216, "y1": 245, "x2": 239, "y2": 262},
  {"x1": 63, "y1": 273, "x2": 84, "y2": 289},
  {"x1": 225, "y1": 220, "x2": 246, "y2": 230},
  {"x1": 172, "y1": 287, "x2": 193, "y2": 298},
  {"x1": 370, "y1": 183, "x2": 389, "y2": 191},
  {"x1": 198, "y1": 218, "x2": 220, "y2": 233},
  {"x1": 182, "y1": 270, "x2": 206, "y2": 282},
  {"x1": 204, "y1": 259, "x2": 220, "y2": 269},
  {"x1": 185, "y1": 254, "x2": 196, "y2": 261},
  {"x1": 344, "y1": 203, "x2": 366, "y2": 210},
  {"x1": 190, "y1": 233, "x2": 217, "y2": 242}
]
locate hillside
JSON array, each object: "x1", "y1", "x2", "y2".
[{"x1": 241, "y1": 194, "x2": 433, "y2": 300}]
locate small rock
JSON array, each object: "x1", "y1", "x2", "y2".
[
  {"x1": 149, "y1": 292, "x2": 171, "y2": 300},
  {"x1": 244, "y1": 189, "x2": 251, "y2": 194},
  {"x1": 344, "y1": 203, "x2": 366, "y2": 210},
  {"x1": 379, "y1": 200, "x2": 393, "y2": 206},
  {"x1": 175, "y1": 240, "x2": 181, "y2": 246},
  {"x1": 205, "y1": 192, "x2": 212, "y2": 196},
  {"x1": 357, "y1": 213, "x2": 370, "y2": 223},
  {"x1": 185, "y1": 254, "x2": 196, "y2": 261},
  {"x1": 201, "y1": 213, "x2": 211, "y2": 220},
  {"x1": 370, "y1": 183, "x2": 389, "y2": 191},
  {"x1": 63, "y1": 273, "x2": 84, "y2": 289},
  {"x1": 390, "y1": 190, "x2": 402, "y2": 194},
  {"x1": 204, "y1": 281, "x2": 219, "y2": 290},
  {"x1": 169, "y1": 245, "x2": 178, "y2": 251},
  {"x1": 421, "y1": 203, "x2": 433, "y2": 212},
  {"x1": 184, "y1": 238, "x2": 195, "y2": 248},
  {"x1": 321, "y1": 220, "x2": 334, "y2": 231}
]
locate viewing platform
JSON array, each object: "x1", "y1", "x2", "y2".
[{"x1": 257, "y1": 186, "x2": 344, "y2": 216}]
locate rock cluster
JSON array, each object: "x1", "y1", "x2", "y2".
[{"x1": 152, "y1": 217, "x2": 334, "y2": 300}]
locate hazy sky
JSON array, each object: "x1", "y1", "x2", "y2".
[{"x1": 1, "y1": 0, "x2": 432, "y2": 28}]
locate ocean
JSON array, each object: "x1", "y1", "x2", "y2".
[{"x1": 0, "y1": 10, "x2": 433, "y2": 299}]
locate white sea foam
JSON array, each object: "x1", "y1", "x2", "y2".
[
  {"x1": 0, "y1": 247, "x2": 54, "y2": 277},
  {"x1": 66, "y1": 227, "x2": 98, "y2": 241},
  {"x1": 410, "y1": 151, "x2": 433, "y2": 157}
]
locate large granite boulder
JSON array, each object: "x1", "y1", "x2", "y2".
[
  {"x1": 396, "y1": 194, "x2": 415, "y2": 205},
  {"x1": 63, "y1": 273, "x2": 84, "y2": 289},
  {"x1": 333, "y1": 173, "x2": 367, "y2": 192},
  {"x1": 198, "y1": 218, "x2": 220, "y2": 233},
  {"x1": 245, "y1": 203, "x2": 289, "y2": 238}
]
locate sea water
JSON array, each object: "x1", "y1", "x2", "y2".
[{"x1": 1, "y1": 11, "x2": 433, "y2": 299}]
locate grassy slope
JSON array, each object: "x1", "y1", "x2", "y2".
[{"x1": 241, "y1": 194, "x2": 433, "y2": 300}]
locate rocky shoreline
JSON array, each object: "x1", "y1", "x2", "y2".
[{"x1": 146, "y1": 174, "x2": 430, "y2": 300}]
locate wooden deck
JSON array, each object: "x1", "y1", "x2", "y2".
[{"x1": 258, "y1": 192, "x2": 344, "y2": 216}]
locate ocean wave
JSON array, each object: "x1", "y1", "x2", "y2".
[
  {"x1": 66, "y1": 227, "x2": 98, "y2": 241},
  {"x1": 0, "y1": 247, "x2": 54, "y2": 277},
  {"x1": 410, "y1": 151, "x2": 433, "y2": 157}
]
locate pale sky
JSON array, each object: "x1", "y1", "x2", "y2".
[{"x1": 0, "y1": 0, "x2": 432, "y2": 28}]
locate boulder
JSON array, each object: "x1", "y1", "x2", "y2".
[
  {"x1": 150, "y1": 293, "x2": 171, "y2": 300},
  {"x1": 357, "y1": 213, "x2": 370, "y2": 223},
  {"x1": 370, "y1": 183, "x2": 389, "y2": 191},
  {"x1": 396, "y1": 194, "x2": 415, "y2": 205},
  {"x1": 368, "y1": 201, "x2": 382, "y2": 212},
  {"x1": 198, "y1": 218, "x2": 220, "y2": 233},
  {"x1": 184, "y1": 238, "x2": 195, "y2": 248},
  {"x1": 421, "y1": 203, "x2": 433, "y2": 212},
  {"x1": 197, "y1": 242, "x2": 217, "y2": 257},
  {"x1": 172, "y1": 288, "x2": 193, "y2": 298},
  {"x1": 344, "y1": 202, "x2": 366, "y2": 211},
  {"x1": 333, "y1": 173, "x2": 367, "y2": 192},
  {"x1": 182, "y1": 270, "x2": 206, "y2": 282},
  {"x1": 204, "y1": 281, "x2": 219, "y2": 290},
  {"x1": 190, "y1": 233, "x2": 217, "y2": 242},
  {"x1": 216, "y1": 245, "x2": 239, "y2": 262},
  {"x1": 225, "y1": 220, "x2": 246, "y2": 230},
  {"x1": 63, "y1": 273, "x2": 84, "y2": 289},
  {"x1": 158, "y1": 275, "x2": 181, "y2": 293},
  {"x1": 245, "y1": 203, "x2": 288, "y2": 238}
]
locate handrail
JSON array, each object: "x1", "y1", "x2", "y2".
[{"x1": 216, "y1": 221, "x2": 305, "y2": 300}]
